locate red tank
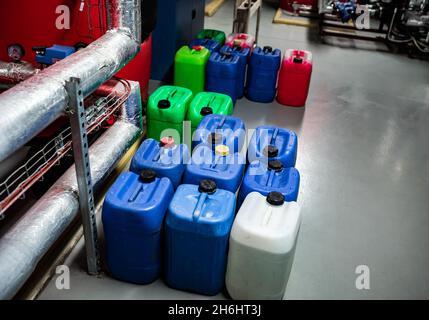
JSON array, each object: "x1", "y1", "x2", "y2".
[
  {"x1": 0, "y1": 0, "x2": 107, "y2": 64},
  {"x1": 116, "y1": 36, "x2": 152, "y2": 102},
  {"x1": 277, "y1": 49, "x2": 312, "y2": 107},
  {"x1": 0, "y1": 1, "x2": 151, "y2": 101},
  {"x1": 0, "y1": 1, "x2": 151, "y2": 138}
]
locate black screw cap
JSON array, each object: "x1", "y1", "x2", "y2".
[
  {"x1": 293, "y1": 57, "x2": 303, "y2": 64},
  {"x1": 263, "y1": 145, "x2": 279, "y2": 158},
  {"x1": 263, "y1": 46, "x2": 273, "y2": 53},
  {"x1": 198, "y1": 179, "x2": 217, "y2": 194},
  {"x1": 200, "y1": 106, "x2": 213, "y2": 116},
  {"x1": 268, "y1": 160, "x2": 283, "y2": 172},
  {"x1": 140, "y1": 169, "x2": 157, "y2": 183},
  {"x1": 266, "y1": 191, "x2": 285, "y2": 206},
  {"x1": 158, "y1": 99, "x2": 171, "y2": 109}
]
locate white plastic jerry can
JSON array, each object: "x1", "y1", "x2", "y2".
[{"x1": 226, "y1": 191, "x2": 302, "y2": 300}]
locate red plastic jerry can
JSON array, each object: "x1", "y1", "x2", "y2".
[
  {"x1": 280, "y1": 0, "x2": 318, "y2": 13},
  {"x1": 277, "y1": 49, "x2": 312, "y2": 107}
]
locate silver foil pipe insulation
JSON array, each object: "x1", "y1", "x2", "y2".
[
  {"x1": 107, "y1": 0, "x2": 142, "y2": 42},
  {"x1": 0, "y1": 0, "x2": 141, "y2": 163},
  {"x1": 0, "y1": 80, "x2": 143, "y2": 299},
  {"x1": 0, "y1": 61, "x2": 40, "y2": 83},
  {"x1": 0, "y1": 0, "x2": 143, "y2": 299}
]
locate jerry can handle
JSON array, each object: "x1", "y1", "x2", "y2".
[
  {"x1": 166, "y1": 89, "x2": 178, "y2": 100},
  {"x1": 270, "y1": 128, "x2": 279, "y2": 144},
  {"x1": 210, "y1": 154, "x2": 220, "y2": 169},
  {"x1": 208, "y1": 95, "x2": 216, "y2": 107},
  {"x1": 128, "y1": 185, "x2": 143, "y2": 203},
  {"x1": 217, "y1": 115, "x2": 227, "y2": 128},
  {"x1": 192, "y1": 192, "x2": 208, "y2": 221},
  {"x1": 265, "y1": 169, "x2": 276, "y2": 187},
  {"x1": 221, "y1": 52, "x2": 232, "y2": 61}
]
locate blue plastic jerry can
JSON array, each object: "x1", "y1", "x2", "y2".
[
  {"x1": 219, "y1": 45, "x2": 251, "y2": 99},
  {"x1": 165, "y1": 180, "x2": 236, "y2": 295},
  {"x1": 183, "y1": 144, "x2": 245, "y2": 193},
  {"x1": 192, "y1": 114, "x2": 246, "y2": 153},
  {"x1": 130, "y1": 137, "x2": 190, "y2": 189},
  {"x1": 246, "y1": 46, "x2": 281, "y2": 103},
  {"x1": 189, "y1": 39, "x2": 221, "y2": 53},
  {"x1": 247, "y1": 125, "x2": 298, "y2": 168},
  {"x1": 102, "y1": 170, "x2": 174, "y2": 284},
  {"x1": 206, "y1": 52, "x2": 241, "y2": 104},
  {"x1": 237, "y1": 160, "x2": 300, "y2": 208}
]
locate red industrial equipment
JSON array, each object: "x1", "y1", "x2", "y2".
[
  {"x1": 0, "y1": 0, "x2": 151, "y2": 100},
  {"x1": 0, "y1": 1, "x2": 151, "y2": 215},
  {"x1": 116, "y1": 36, "x2": 152, "y2": 102},
  {"x1": 277, "y1": 49, "x2": 313, "y2": 107},
  {"x1": 280, "y1": 0, "x2": 318, "y2": 13}
]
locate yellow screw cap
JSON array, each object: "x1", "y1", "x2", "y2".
[{"x1": 215, "y1": 144, "x2": 230, "y2": 156}]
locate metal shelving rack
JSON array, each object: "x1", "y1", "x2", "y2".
[
  {"x1": 0, "y1": 80, "x2": 130, "y2": 219},
  {"x1": 233, "y1": 0, "x2": 262, "y2": 43}
]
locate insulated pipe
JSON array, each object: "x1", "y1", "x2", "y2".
[
  {"x1": 108, "y1": 0, "x2": 142, "y2": 41},
  {"x1": 0, "y1": 79, "x2": 142, "y2": 299},
  {"x1": 0, "y1": 121, "x2": 140, "y2": 300},
  {"x1": 0, "y1": 0, "x2": 141, "y2": 163},
  {"x1": 0, "y1": 61, "x2": 40, "y2": 83}
]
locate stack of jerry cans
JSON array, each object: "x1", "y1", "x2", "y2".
[
  {"x1": 130, "y1": 137, "x2": 190, "y2": 189},
  {"x1": 237, "y1": 160, "x2": 300, "y2": 207},
  {"x1": 189, "y1": 39, "x2": 221, "y2": 53},
  {"x1": 165, "y1": 180, "x2": 236, "y2": 295},
  {"x1": 226, "y1": 191, "x2": 302, "y2": 299},
  {"x1": 192, "y1": 114, "x2": 246, "y2": 153},
  {"x1": 220, "y1": 45, "x2": 251, "y2": 99},
  {"x1": 247, "y1": 125, "x2": 298, "y2": 168},
  {"x1": 102, "y1": 170, "x2": 174, "y2": 284},
  {"x1": 225, "y1": 33, "x2": 255, "y2": 50},
  {"x1": 206, "y1": 52, "x2": 241, "y2": 104},
  {"x1": 174, "y1": 45, "x2": 210, "y2": 95},
  {"x1": 187, "y1": 92, "x2": 233, "y2": 136},
  {"x1": 183, "y1": 144, "x2": 245, "y2": 193},
  {"x1": 277, "y1": 49, "x2": 313, "y2": 107},
  {"x1": 246, "y1": 46, "x2": 282, "y2": 103},
  {"x1": 196, "y1": 29, "x2": 226, "y2": 45},
  {"x1": 147, "y1": 85, "x2": 193, "y2": 142}
]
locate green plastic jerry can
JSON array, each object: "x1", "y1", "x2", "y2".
[
  {"x1": 196, "y1": 29, "x2": 226, "y2": 46},
  {"x1": 187, "y1": 92, "x2": 234, "y2": 134},
  {"x1": 147, "y1": 85, "x2": 193, "y2": 142},
  {"x1": 174, "y1": 45, "x2": 210, "y2": 95}
]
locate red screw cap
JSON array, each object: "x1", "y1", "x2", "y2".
[{"x1": 160, "y1": 136, "x2": 175, "y2": 148}]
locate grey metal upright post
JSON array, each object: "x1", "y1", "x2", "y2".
[
  {"x1": 233, "y1": 0, "x2": 262, "y2": 44},
  {"x1": 65, "y1": 77, "x2": 100, "y2": 275}
]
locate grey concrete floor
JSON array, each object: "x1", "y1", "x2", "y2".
[{"x1": 38, "y1": 1, "x2": 429, "y2": 300}]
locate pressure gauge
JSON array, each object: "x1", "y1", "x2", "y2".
[{"x1": 7, "y1": 44, "x2": 25, "y2": 62}]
